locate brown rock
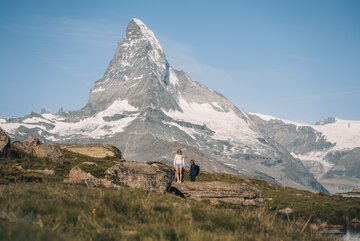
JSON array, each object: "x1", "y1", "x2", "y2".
[
  {"x1": 171, "y1": 181, "x2": 262, "y2": 206},
  {"x1": 279, "y1": 207, "x2": 294, "y2": 222},
  {"x1": 105, "y1": 161, "x2": 174, "y2": 193},
  {"x1": 64, "y1": 166, "x2": 117, "y2": 189},
  {"x1": 64, "y1": 166, "x2": 101, "y2": 188},
  {"x1": 60, "y1": 144, "x2": 123, "y2": 159},
  {"x1": 351, "y1": 188, "x2": 360, "y2": 193},
  {"x1": 34, "y1": 144, "x2": 64, "y2": 163},
  {"x1": 279, "y1": 207, "x2": 294, "y2": 215},
  {"x1": 11, "y1": 141, "x2": 34, "y2": 157},
  {"x1": 0, "y1": 128, "x2": 11, "y2": 158},
  {"x1": 23, "y1": 136, "x2": 41, "y2": 147},
  {"x1": 11, "y1": 138, "x2": 63, "y2": 163}
]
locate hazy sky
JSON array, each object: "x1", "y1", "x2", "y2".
[{"x1": 0, "y1": 0, "x2": 359, "y2": 124}]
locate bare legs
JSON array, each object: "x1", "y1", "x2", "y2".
[{"x1": 176, "y1": 167, "x2": 182, "y2": 183}]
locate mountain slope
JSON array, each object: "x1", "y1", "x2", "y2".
[
  {"x1": 0, "y1": 19, "x2": 327, "y2": 193},
  {"x1": 249, "y1": 113, "x2": 360, "y2": 193}
]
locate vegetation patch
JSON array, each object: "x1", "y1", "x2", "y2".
[{"x1": 0, "y1": 151, "x2": 359, "y2": 240}]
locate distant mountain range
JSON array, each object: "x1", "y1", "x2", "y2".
[
  {"x1": 2, "y1": 18, "x2": 358, "y2": 194},
  {"x1": 249, "y1": 113, "x2": 360, "y2": 193}
]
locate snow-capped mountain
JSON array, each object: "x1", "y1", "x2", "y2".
[
  {"x1": 0, "y1": 18, "x2": 327, "y2": 193},
  {"x1": 249, "y1": 113, "x2": 360, "y2": 193}
]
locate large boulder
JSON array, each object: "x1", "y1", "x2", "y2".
[
  {"x1": 59, "y1": 144, "x2": 123, "y2": 159},
  {"x1": 11, "y1": 137, "x2": 64, "y2": 163},
  {"x1": 34, "y1": 144, "x2": 64, "y2": 163},
  {"x1": 0, "y1": 128, "x2": 11, "y2": 158},
  {"x1": 105, "y1": 161, "x2": 174, "y2": 193},
  {"x1": 171, "y1": 181, "x2": 263, "y2": 206},
  {"x1": 64, "y1": 166, "x2": 116, "y2": 188}
]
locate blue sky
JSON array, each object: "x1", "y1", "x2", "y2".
[{"x1": 0, "y1": 0, "x2": 359, "y2": 124}]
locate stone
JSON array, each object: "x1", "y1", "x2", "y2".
[
  {"x1": 279, "y1": 207, "x2": 294, "y2": 222},
  {"x1": 351, "y1": 188, "x2": 360, "y2": 193},
  {"x1": 64, "y1": 166, "x2": 117, "y2": 189},
  {"x1": 11, "y1": 138, "x2": 64, "y2": 163},
  {"x1": 0, "y1": 128, "x2": 11, "y2": 158},
  {"x1": 34, "y1": 144, "x2": 64, "y2": 163},
  {"x1": 279, "y1": 207, "x2": 294, "y2": 215},
  {"x1": 64, "y1": 166, "x2": 102, "y2": 188},
  {"x1": 105, "y1": 161, "x2": 174, "y2": 193},
  {"x1": 11, "y1": 141, "x2": 34, "y2": 156},
  {"x1": 82, "y1": 162, "x2": 98, "y2": 166},
  {"x1": 26, "y1": 168, "x2": 55, "y2": 176},
  {"x1": 59, "y1": 144, "x2": 123, "y2": 159},
  {"x1": 23, "y1": 136, "x2": 41, "y2": 147},
  {"x1": 171, "y1": 181, "x2": 262, "y2": 206}
]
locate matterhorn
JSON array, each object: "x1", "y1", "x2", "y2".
[{"x1": 0, "y1": 19, "x2": 327, "y2": 193}]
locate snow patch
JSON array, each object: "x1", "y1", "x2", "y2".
[
  {"x1": 314, "y1": 118, "x2": 360, "y2": 150},
  {"x1": 164, "y1": 95, "x2": 259, "y2": 144},
  {"x1": 251, "y1": 112, "x2": 360, "y2": 151},
  {"x1": 291, "y1": 152, "x2": 333, "y2": 168},
  {"x1": 169, "y1": 68, "x2": 180, "y2": 87},
  {"x1": 52, "y1": 113, "x2": 138, "y2": 139},
  {"x1": 96, "y1": 99, "x2": 138, "y2": 118},
  {"x1": 165, "y1": 121, "x2": 198, "y2": 139},
  {"x1": 211, "y1": 102, "x2": 224, "y2": 111},
  {"x1": 132, "y1": 75, "x2": 143, "y2": 80},
  {"x1": 41, "y1": 113, "x2": 64, "y2": 121},
  {"x1": 249, "y1": 112, "x2": 305, "y2": 126},
  {"x1": 23, "y1": 117, "x2": 54, "y2": 124},
  {"x1": 51, "y1": 100, "x2": 138, "y2": 139},
  {"x1": 92, "y1": 87, "x2": 106, "y2": 93}
]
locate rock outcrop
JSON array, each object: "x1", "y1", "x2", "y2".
[
  {"x1": 171, "y1": 181, "x2": 263, "y2": 206},
  {"x1": 0, "y1": 128, "x2": 11, "y2": 158},
  {"x1": 64, "y1": 166, "x2": 115, "y2": 188},
  {"x1": 0, "y1": 164, "x2": 44, "y2": 183},
  {"x1": 11, "y1": 137, "x2": 64, "y2": 163},
  {"x1": 59, "y1": 144, "x2": 123, "y2": 159},
  {"x1": 105, "y1": 161, "x2": 174, "y2": 193}
]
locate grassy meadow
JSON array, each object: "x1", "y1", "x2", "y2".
[{"x1": 0, "y1": 150, "x2": 359, "y2": 241}]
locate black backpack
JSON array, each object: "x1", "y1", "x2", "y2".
[{"x1": 194, "y1": 164, "x2": 200, "y2": 176}]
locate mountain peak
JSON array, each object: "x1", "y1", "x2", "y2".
[
  {"x1": 315, "y1": 117, "x2": 337, "y2": 126},
  {"x1": 126, "y1": 18, "x2": 163, "y2": 52}
]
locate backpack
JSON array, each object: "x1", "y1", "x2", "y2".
[{"x1": 193, "y1": 164, "x2": 200, "y2": 177}]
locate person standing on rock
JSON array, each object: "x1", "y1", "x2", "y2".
[
  {"x1": 173, "y1": 149, "x2": 185, "y2": 183},
  {"x1": 189, "y1": 159, "x2": 200, "y2": 181}
]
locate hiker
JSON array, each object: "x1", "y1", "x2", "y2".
[
  {"x1": 173, "y1": 149, "x2": 185, "y2": 183},
  {"x1": 189, "y1": 159, "x2": 200, "y2": 181}
]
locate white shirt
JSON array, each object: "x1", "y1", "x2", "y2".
[{"x1": 173, "y1": 154, "x2": 185, "y2": 167}]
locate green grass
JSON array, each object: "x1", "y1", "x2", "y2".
[
  {"x1": 196, "y1": 172, "x2": 360, "y2": 225},
  {"x1": 0, "y1": 183, "x2": 328, "y2": 241},
  {"x1": 1, "y1": 151, "x2": 359, "y2": 240}
]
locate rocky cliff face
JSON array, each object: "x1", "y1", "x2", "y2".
[
  {"x1": 249, "y1": 113, "x2": 360, "y2": 193},
  {"x1": 0, "y1": 19, "x2": 327, "y2": 193}
]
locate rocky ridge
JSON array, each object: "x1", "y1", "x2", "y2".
[{"x1": 249, "y1": 113, "x2": 360, "y2": 193}]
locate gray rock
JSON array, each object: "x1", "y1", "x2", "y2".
[
  {"x1": 105, "y1": 161, "x2": 174, "y2": 193},
  {"x1": 171, "y1": 181, "x2": 263, "y2": 206},
  {"x1": 248, "y1": 114, "x2": 335, "y2": 154}
]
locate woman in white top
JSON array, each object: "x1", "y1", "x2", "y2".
[{"x1": 173, "y1": 149, "x2": 185, "y2": 183}]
